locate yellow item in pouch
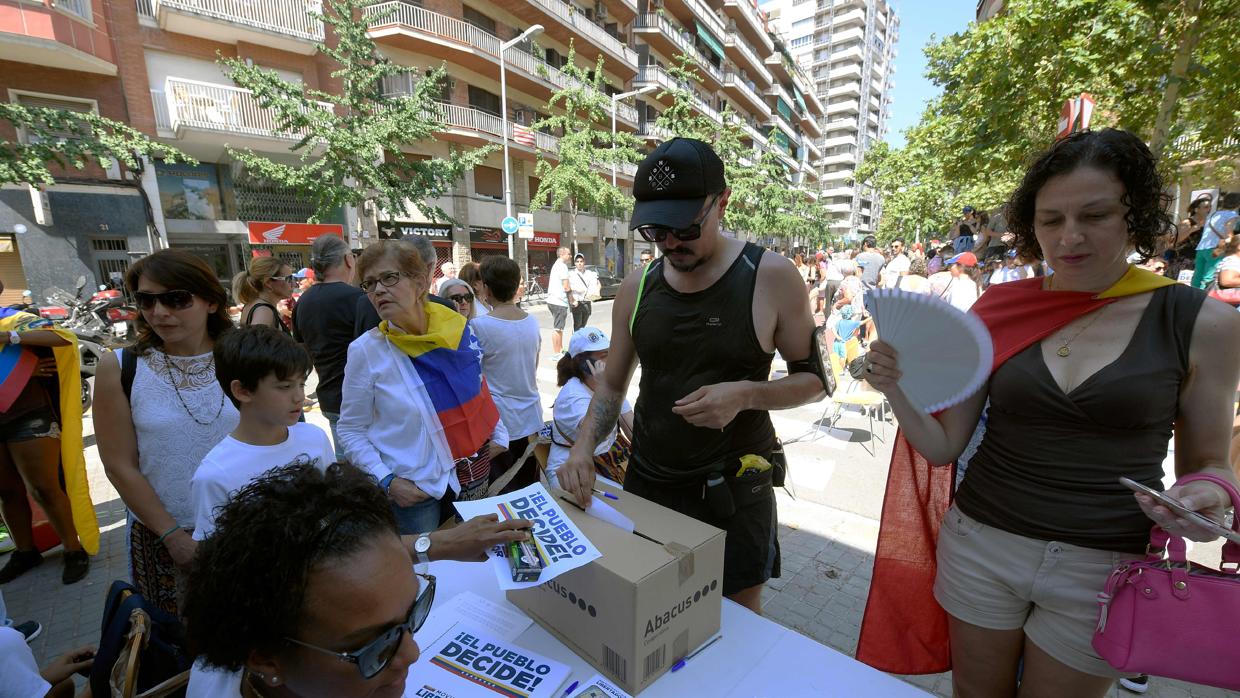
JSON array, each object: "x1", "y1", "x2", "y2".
[{"x1": 736, "y1": 454, "x2": 773, "y2": 478}]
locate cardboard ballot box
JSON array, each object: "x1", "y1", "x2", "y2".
[{"x1": 506, "y1": 483, "x2": 725, "y2": 695}]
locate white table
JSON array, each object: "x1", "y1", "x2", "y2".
[{"x1": 414, "y1": 560, "x2": 927, "y2": 697}]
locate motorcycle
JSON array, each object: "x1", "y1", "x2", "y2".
[
  {"x1": 88, "y1": 282, "x2": 137, "y2": 344},
  {"x1": 43, "y1": 276, "x2": 134, "y2": 347}
]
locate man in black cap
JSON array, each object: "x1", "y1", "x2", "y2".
[{"x1": 557, "y1": 138, "x2": 824, "y2": 613}]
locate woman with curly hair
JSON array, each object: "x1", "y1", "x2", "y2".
[
  {"x1": 183, "y1": 461, "x2": 531, "y2": 697},
  {"x1": 859, "y1": 129, "x2": 1240, "y2": 695}
]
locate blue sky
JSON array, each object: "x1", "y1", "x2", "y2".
[{"x1": 885, "y1": 0, "x2": 978, "y2": 148}]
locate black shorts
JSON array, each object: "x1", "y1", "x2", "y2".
[
  {"x1": 623, "y1": 466, "x2": 780, "y2": 596},
  {"x1": 0, "y1": 407, "x2": 60, "y2": 443},
  {"x1": 548, "y1": 304, "x2": 569, "y2": 331}
]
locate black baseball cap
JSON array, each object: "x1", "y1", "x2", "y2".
[{"x1": 630, "y1": 138, "x2": 727, "y2": 231}]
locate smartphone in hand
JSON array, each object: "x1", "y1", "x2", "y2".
[{"x1": 1119, "y1": 476, "x2": 1240, "y2": 544}]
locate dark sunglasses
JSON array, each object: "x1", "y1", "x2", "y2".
[
  {"x1": 274, "y1": 274, "x2": 298, "y2": 284},
  {"x1": 285, "y1": 572, "x2": 436, "y2": 679},
  {"x1": 446, "y1": 292, "x2": 475, "y2": 305},
  {"x1": 635, "y1": 193, "x2": 720, "y2": 243},
  {"x1": 134, "y1": 290, "x2": 195, "y2": 311}
]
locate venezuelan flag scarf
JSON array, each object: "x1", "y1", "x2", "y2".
[
  {"x1": 856, "y1": 266, "x2": 1175, "y2": 674},
  {"x1": 0, "y1": 309, "x2": 99, "y2": 555},
  {"x1": 379, "y1": 302, "x2": 499, "y2": 460}
]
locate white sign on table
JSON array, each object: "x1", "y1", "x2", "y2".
[
  {"x1": 407, "y1": 627, "x2": 570, "y2": 698},
  {"x1": 453, "y1": 483, "x2": 601, "y2": 591}
]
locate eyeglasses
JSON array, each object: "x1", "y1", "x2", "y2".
[
  {"x1": 360, "y1": 272, "x2": 410, "y2": 293},
  {"x1": 635, "y1": 193, "x2": 720, "y2": 243},
  {"x1": 446, "y1": 292, "x2": 474, "y2": 305},
  {"x1": 274, "y1": 275, "x2": 298, "y2": 284},
  {"x1": 134, "y1": 290, "x2": 195, "y2": 311},
  {"x1": 285, "y1": 573, "x2": 436, "y2": 680}
]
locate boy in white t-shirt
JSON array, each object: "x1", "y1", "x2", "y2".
[{"x1": 190, "y1": 326, "x2": 334, "y2": 541}]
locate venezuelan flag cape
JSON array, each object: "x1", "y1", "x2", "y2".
[
  {"x1": 379, "y1": 302, "x2": 499, "y2": 459},
  {"x1": 855, "y1": 266, "x2": 1175, "y2": 674},
  {"x1": 0, "y1": 309, "x2": 99, "y2": 555}
]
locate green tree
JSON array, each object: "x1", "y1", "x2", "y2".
[
  {"x1": 0, "y1": 103, "x2": 193, "y2": 186},
  {"x1": 219, "y1": 0, "x2": 491, "y2": 224},
  {"x1": 529, "y1": 44, "x2": 644, "y2": 250}
]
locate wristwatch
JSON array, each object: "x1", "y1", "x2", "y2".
[
  {"x1": 8, "y1": 331, "x2": 20, "y2": 345},
  {"x1": 413, "y1": 534, "x2": 433, "y2": 565}
]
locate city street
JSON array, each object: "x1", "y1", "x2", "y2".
[{"x1": 7, "y1": 299, "x2": 1224, "y2": 697}]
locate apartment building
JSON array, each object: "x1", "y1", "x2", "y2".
[
  {"x1": 765, "y1": 0, "x2": 898, "y2": 241},
  {"x1": 2, "y1": 0, "x2": 823, "y2": 294}
]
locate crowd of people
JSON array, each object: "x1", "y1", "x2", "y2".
[{"x1": 0, "y1": 131, "x2": 1237, "y2": 698}]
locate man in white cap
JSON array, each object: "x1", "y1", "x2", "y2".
[{"x1": 557, "y1": 138, "x2": 825, "y2": 614}]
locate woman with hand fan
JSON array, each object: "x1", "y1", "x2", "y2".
[{"x1": 856, "y1": 129, "x2": 1240, "y2": 697}]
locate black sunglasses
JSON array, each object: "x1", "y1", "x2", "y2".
[
  {"x1": 446, "y1": 292, "x2": 475, "y2": 305},
  {"x1": 285, "y1": 572, "x2": 436, "y2": 679},
  {"x1": 635, "y1": 193, "x2": 721, "y2": 243},
  {"x1": 134, "y1": 290, "x2": 195, "y2": 311},
  {"x1": 273, "y1": 274, "x2": 298, "y2": 284}
]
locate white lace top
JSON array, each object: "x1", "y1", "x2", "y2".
[{"x1": 129, "y1": 349, "x2": 239, "y2": 528}]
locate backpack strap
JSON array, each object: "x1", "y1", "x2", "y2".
[
  {"x1": 628, "y1": 260, "x2": 656, "y2": 336},
  {"x1": 120, "y1": 348, "x2": 137, "y2": 404}
]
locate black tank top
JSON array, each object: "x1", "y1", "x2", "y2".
[
  {"x1": 956, "y1": 284, "x2": 1207, "y2": 554},
  {"x1": 630, "y1": 242, "x2": 776, "y2": 481}
]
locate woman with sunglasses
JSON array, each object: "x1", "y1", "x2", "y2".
[
  {"x1": 96, "y1": 250, "x2": 239, "y2": 615},
  {"x1": 457, "y1": 262, "x2": 491, "y2": 317},
  {"x1": 233, "y1": 256, "x2": 295, "y2": 335}
]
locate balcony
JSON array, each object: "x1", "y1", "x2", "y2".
[
  {"x1": 825, "y1": 202, "x2": 852, "y2": 214},
  {"x1": 637, "y1": 122, "x2": 671, "y2": 142},
  {"x1": 0, "y1": 0, "x2": 116, "y2": 74},
  {"x1": 723, "y1": 32, "x2": 773, "y2": 88},
  {"x1": 824, "y1": 116, "x2": 858, "y2": 132},
  {"x1": 662, "y1": 0, "x2": 727, "y2": 44},
  {"x1": 633, "y1": 64, "x2": 688, "y2": 104},
  {"x1": 363, "y1": 2, "x2": 636, "y2": 127},
  {"x1": 830, "y1": 26, "x2": 864, "y2": 45},
  {"x1": 723, "y1": 71, "x2": 766, "y2": 116},
  {"x1": 826, "y1": 82, "x2": 861, "y2": 99},
  {"x1": 825, "y1": 98, "x2": 859, "y2": 116},
  {"x1": 633, "y1": 13, "x2": 722, "y2": 89},
  {"x1": 822, "y1": 186, "x2": 854, "y2": 198},
  {"x1": 832, "y1": 64, "x2": 862, "y2": 81},
  {"x1": 766, "y1": 111, "x2": 800, "y2": 144},
  {"x1": 832, "y1": 8, "x2": 866, "y2": 27},
  {"x1": 800, "y1": 111, "x2": 822, "y2": 138},
  {"x1": 722, "y1": 0, "x2": 772, "y2": 55},
  {"x1": 822, "y1": 134, "x2": 856, "y2": 149},
  {"x1": 426, "y1": 101, "x2": 558, "y2": 159},
  {"x1": 832, "y1": 45, "x2": 864, "y2": 63},
  {"x1": 145, "y1": 0, "x2": 323, "y2": 55},
  {"x1": 508, "y1": 0, "x2": 637, "y2": 74},
  {"x1": 821, "y1": 169, "x2": 853, "y2": 183},
  {"x1": 156, "y1": 77, "x2": 332, "y2": 148},
  {"x1": 821, "y1": 152, "x2": 856, "y2": 166}
]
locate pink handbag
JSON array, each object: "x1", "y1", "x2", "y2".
[{"x1": 1092, "y1": 473, "x2": 1240, "y2": 689}]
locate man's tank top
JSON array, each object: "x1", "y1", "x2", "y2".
[
  {"x1": 630, "y1": 242, "x2": 776, "y2": 482},
  {"x1": 956, "y1": 284, "x2": 1207, "y2": 554}
]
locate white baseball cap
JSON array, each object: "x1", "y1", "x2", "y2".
[{"x1": 568, "y1": 327, "x2": 610, "y2": 357}]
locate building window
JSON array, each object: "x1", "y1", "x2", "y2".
[
  {"x1": 90, "y1": 238, "x2": 131, "y2": 287},
  {"x1": 791, "y1": 36, "x2": 812, "y2": 48},
  {"x1": 468, "y1": 86, "x2": 501, "y2": 116},
  {"x1": 474, "y1": 165, "x2": 503, "y2": 200},
  {"x1": 13, "y1": 92, "x2": 96, "y2": 145},
  {"x1": 462, "y1": 5, "x2": 497, "y2": 35}
]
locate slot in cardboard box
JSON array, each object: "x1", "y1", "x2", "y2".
[{"x1": 506, "y1": 482, "x2": 725, "y2": 695}]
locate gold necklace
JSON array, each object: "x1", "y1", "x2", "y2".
[{"x1": 1054, "y1": 305, "x2": 1109, "y2": 358}]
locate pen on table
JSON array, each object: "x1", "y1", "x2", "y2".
[
  {"x1": 592, "y1": 488, "x2": 618, "y2": 500},
  {"x1": 560, "y1": 679, "x2": 579, "y2": 696},
  {"x1": 670, "y1": 635, "x2": 723, "y2": 672}
]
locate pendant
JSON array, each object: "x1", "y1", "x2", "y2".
[{"x1": 1057, "y1": 345, "x2": 1071, "y2": 358}]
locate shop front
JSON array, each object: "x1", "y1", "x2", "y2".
[
  {"x1": 469, "y1": 226, "x2": 509, "y2": 265},
  {"x1": 246, "y1": 222, "x2": 344, "y2": 272},
  {"x1": 380, "y1": 220, "x2": 453, "y2": 271},
  {"x1": 526, "y1": 231, "x2": 561, "y2": 290}
]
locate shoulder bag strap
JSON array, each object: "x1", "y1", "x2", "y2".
[{"x1": 121, "y1": 348, "x2": 137, "y2": 403}]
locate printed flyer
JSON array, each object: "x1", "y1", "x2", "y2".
[
  {"x1": 567, "y1": 674, "x2": 633, "y2": 698},
  {"x1": 454, "y1": 483, "x2": 601, "y2": 591},
  {"x1": 405, "y1": 627, "x2": 570, "y2": 698}
]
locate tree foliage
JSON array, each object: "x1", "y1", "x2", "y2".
[
  {"x1": 220, "y1": 0, "x2": 492, "y2": 223},
  {"x1": 0, "y1": 104, "x2": 193, "y2": 186},
  {"x1": 863, "y1": 0, "x2": 1240, "y2": 239},
  {"x1": 529, "y1": 44, "x2": 645, "y2": 246}
]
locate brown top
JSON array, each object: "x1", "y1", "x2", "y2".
[{"x1": 956, "y1": 284, "x2": 1207, "y2": 553}]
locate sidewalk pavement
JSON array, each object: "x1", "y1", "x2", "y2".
[{"x1": 2, "y1": 406, "x2": 1236, "y2": 697}]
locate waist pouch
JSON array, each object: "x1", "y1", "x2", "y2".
[{"x1": 704, "y1": 463, "x2": 775, "y2": 519}]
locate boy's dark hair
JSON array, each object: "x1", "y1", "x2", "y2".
[
  {"x1": 213, "y1": 325, "x2": 311, "y2": 408},
  {"x1": 183, "y1": 461, "x2": 398, "y2": 671},
  {"x1": 481, "y1": 256, "x2": 521, "y2": 303}
]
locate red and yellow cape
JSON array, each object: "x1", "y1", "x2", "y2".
[{"x1": 855, "y1": 266, "x2": 1175, "y2": 674}]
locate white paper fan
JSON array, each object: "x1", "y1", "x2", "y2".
[{"x1": 863, "y1": 288, "x2": 994, "y2": 414}]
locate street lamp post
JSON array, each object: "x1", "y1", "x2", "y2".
[
  {"x1": 610, "y1": 86, "x2": 655, "y2": 270},
  {"x1": 500, "y1": 24, "x2": 544, "y2": 260}
]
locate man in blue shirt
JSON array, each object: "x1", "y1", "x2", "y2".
[{"x1": 1192, "y1": 192, "x2": 1239, "y2": 289}]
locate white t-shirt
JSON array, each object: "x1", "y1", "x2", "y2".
[
  {"x1": 186, "y1": 661, "x2": 242, "y2": 698},
  {"x1": 190, "y1": 422, "x2": 335, "y2": 541},
  {"x1": 568, "y1": 268, "x2": 599, "y2": 303},
  {"x1": 470, "y1": 314, "x2": 544, "y2": 439},
  {"x1": 0, "y1": 626, "x2": 51, "y2": 698},
  {"x1": 546, "y1": 260, "x2": 570, "y2": 307},
  {"x1": 882, "y1": 253, "x2": 910, "y2": 288},
  {"x1": 547, "y1": 378, "x2": 632, "y2": 483},
  {"x1": 930, "y1": 273, "x2": 980, "y2": 311},
  {"x1": 1217, "y1": 255, "x2": 1240, "y2": 278}
]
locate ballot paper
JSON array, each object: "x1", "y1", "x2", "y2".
[
  {"x1": 454, "y1": 483, "x2": 601, "y2": 591},
  {"x1": 406, "y1": 627, "x2": 570, "y2": 698},
  {"x1": 581, "y1": 496, "x2": 634, "y2": 533},
  {"x1": 567, "y1": 674, "x2": 633, "y2": 698},
  {"x1": 415, "y1": 591, "x2": 534, "y2": 648}
]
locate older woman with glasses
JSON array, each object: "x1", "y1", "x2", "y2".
[
  {"x1": 338, "y1": 241, "x2": 508, "y2": 533},
  {"x1": 183, "y1": 461, "x2": 533, "y2": 698}
]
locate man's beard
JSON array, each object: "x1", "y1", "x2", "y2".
[{"x1": 665, "y1": 250, "x2": 705, "y2": 272}]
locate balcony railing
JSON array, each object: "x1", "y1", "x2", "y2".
[
  {"x1": 136, "y1": 0, "x2": 154, "y2": 18},
  {"x1": 409, "y1": 100, "x2": 559, "y2": 153},
  {"x1": 634, "y1": 64, "x2": 685, "y2": 93},
  {"x1": 634, "y1": 14, "x2": 722, "y2": 83},
  {"x1": 723, "y1": 71, "x2": 764, "y2": 111},
  {"x1": 525, "y1": 0, "x2": 636, "y2": 65},
  {"x1": 723, "y1": 0, "x2": 770, "y2": 51},
  {"x1": 150, "y1": 89, "x2": 171, "y2": 130},
  {"x1": 150, "y1": 0, "x2": 323, "y2": 41},
  {"x1": 163, "y1": 77, "x2": 330, "y2": 139},
  {"x1": 724, "y1": 33, "x2": 772, "y2": 85}
]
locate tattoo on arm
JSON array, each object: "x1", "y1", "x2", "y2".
[{"x1": 586, "y1": 391, "x2": 624, "y2": 449}]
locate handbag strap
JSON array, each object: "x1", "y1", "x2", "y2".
[{"x1": 1153, "y1": 472, "x2": 1240, "y2": 566}]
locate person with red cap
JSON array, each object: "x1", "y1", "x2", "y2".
[{"x1": 928, "y1": 250, "x2": 981, "y2": 311}]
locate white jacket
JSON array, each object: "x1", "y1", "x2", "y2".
[{"x1": 338, "y1": 327, "x2": 507, "y2": 498}]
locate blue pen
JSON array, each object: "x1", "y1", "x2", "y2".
[
  {"x1": 670, "y1": 635, "x2": 722, "y2": 672},
  {"x1": 561, "y1": 680, "x2": 579, "y2": 696},
  {"x1": 592, "y1": 488, "x2": 619, "y2": 501}
]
